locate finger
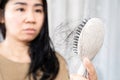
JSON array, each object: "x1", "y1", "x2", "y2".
[{"x1": 83, "y1": 58, "x2": 97, "y2": 80}]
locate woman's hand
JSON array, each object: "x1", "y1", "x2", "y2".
[{"x1": 70, "y1": 58, "x2": 97, "y2": 80}]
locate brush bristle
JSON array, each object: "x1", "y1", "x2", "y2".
[{"x1": 73, "y1": 19, "x2": 89, "y2": 54}]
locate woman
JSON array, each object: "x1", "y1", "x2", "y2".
[{"x1": 0, "y1": 0, "x2": 97, "y2": 80}]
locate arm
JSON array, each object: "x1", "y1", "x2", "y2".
[{"x1": 55, "y1": 53, "x2": 69, "y2": 80}]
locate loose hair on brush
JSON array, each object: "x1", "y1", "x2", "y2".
[{"x1": 0, "y1": 0, "x2": 59, "y2": 80}]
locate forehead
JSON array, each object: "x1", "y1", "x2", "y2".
[{"x1": 7, "y1": 0, "x2": 43, "y2": 6}]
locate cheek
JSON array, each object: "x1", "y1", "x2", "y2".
[
  {"x1": 5, "y1": 13, "x2": 22, "y2": 29},
  {"x1": 37, "y1": 15, "x2": 44, "y2": 30}
]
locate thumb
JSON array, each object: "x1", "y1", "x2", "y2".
[{"x1": 83, "y1": 57, "x2": 98, "y2": 80}]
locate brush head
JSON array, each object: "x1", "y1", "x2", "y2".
[
  {"x1": 73, "y1": 18, "x2": 104, "y2": 61},
  {"x1": 51, "y1": 18, "x2": 104, "y2": 75}
]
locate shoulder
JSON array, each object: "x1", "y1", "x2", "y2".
[
  {"x1": 0, "y1": 43, "x2": 3, "y2": 55},
  {"x1": 56, "y1": 53, "x2": 67, "y2": 64},
  {"x1": 55, "y1": 53, "x2": 70, "y2": 80},
  {"x1": 55, "y1": 53, "x2": 68, "y2": 70},
  {"x1": 0, "y1": 42, "x2": 3, "y2": 52}
]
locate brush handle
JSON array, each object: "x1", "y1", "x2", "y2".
[{"x1": 77, "y1": 63, "x2": 88, "y2": 78}]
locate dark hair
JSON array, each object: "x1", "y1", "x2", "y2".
[{"x1": 0, "y1": 0, "x2": 59, "y2": 80}]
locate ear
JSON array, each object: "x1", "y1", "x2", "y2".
[{"x1": 0, "y1": 9, "x2": 4, "y2": 24}]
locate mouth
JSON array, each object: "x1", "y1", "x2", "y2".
[{"x1": 23, "y1": 28, "x2": 36, "y2": 35}]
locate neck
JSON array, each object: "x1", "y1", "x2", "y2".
[
  {"x1": 1, "y1": 37, "x2": 30, "y2": 58},
  {"x1": 0, "y1": 37, "x2": 31, "y2": 63}
]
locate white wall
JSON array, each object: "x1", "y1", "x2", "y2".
[{"x1": 48, "y1": 0, "x2": 120, "y2": 80}]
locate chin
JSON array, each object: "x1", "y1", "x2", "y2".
[
  {"x1": 21, "y1": 37, "x2": 36, "y2": 43},
  {"x1": 19, "y1": 34, "x2": 39, "y2": 43}
]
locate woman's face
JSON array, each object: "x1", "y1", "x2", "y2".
[{"x1": 3, "y1": 0, "x2": 44, "y2": 42}]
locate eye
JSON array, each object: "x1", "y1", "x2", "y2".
[
  {"x1": 16, "y1": 8, "x2": 25, "y2": 12},
  {"x1": 35, "y1": 9, "x2": 43, "y2": 13}
]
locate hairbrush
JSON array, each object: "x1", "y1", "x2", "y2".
[{"x1": 72, "y1": 18, "x2": 104, "y2": 77}]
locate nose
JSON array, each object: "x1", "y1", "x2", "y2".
[{"x1": 25, "y1": 11, "x2": 36, "y2": 24}]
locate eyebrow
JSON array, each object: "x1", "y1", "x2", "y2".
[{"x1": 14, "y1": 2, "x2": 43, "y2": 7}]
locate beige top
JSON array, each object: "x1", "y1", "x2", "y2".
[{"x1": 0, "y1": 53, "x2": 69, "y2": 80}]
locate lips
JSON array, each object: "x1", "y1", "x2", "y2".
[{"x1": 23, "y1": 28, "x2": 36, "y2": 34}]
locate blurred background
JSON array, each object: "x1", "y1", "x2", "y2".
[{"x1": 47, "y1": 0, "x2": 120, "y2": 80}]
